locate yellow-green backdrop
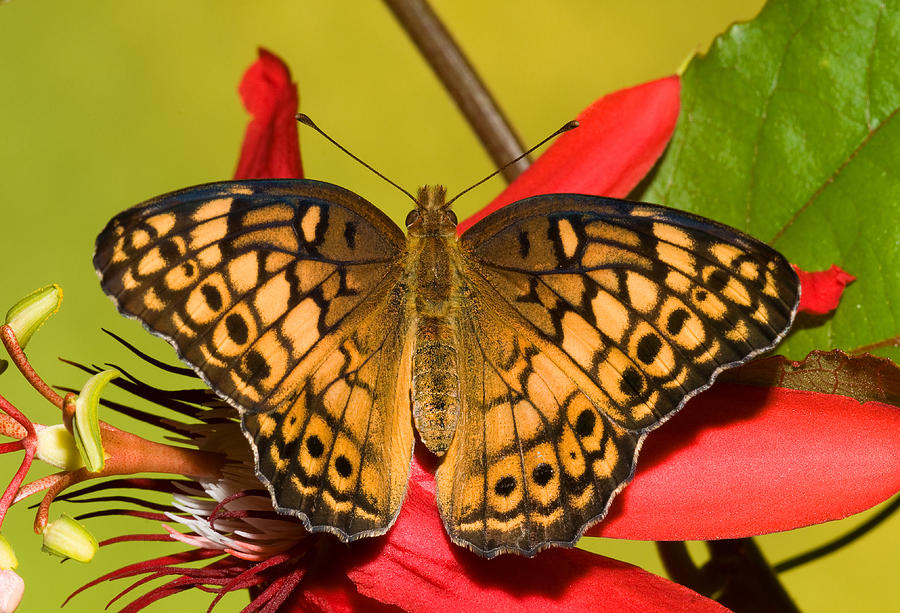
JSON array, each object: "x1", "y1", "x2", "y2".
[{"x1": 0, "y1": 1, "x2": 895, "y2": 611}]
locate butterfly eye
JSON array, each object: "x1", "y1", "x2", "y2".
[
  {"x1": 405, "y1": 210, "x2": 420, "y2": 227},
  {"x1": 446, "y1": 210, "x2": 458, "y2": 225}
]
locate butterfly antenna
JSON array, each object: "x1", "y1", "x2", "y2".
[
  {"x1": 296, "y1": 113, "x2": 419, "y2": 205},
  {"x1": 446, "y1": 120, "x2": 579, "y2": 208}
]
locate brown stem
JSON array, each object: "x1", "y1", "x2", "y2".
[
  {"x1": 1, "y1": 325, "x2": 65, "y2": 410},
  {"x1": 705, "y1": 539, "x2": 800, "y2": 612},
  {"x1": 14, "y1": 473, "x2": 61, "y2": 504},
  {"x1": 383, "y1": 0, "x2": 529, "y2": 182},
  {"x1": 34, "y1": 471, "x2": 81, "y2": 533},
  {"x1": 656, "y1": 542, "x2": 718, "y2": 595},
  {"x1": 62, "y1": 392, "x2": 76, "y2": 431},
  {"x1": 659, "y1": 538, "x2": 800, "y2": 611},
  {"x1": 98, "y1": 422, "x2": 225, "y2": 481}
]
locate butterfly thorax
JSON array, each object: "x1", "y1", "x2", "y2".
[{"x1": 403, "y1": 185, "x2": 465, "y2": 455}]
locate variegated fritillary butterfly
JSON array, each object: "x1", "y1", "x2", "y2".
[{"x1": 94, "y1": 179, "x2": 799, "y2": 557}]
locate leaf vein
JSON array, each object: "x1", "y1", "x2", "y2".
[{"x1": 770, "y1": 103, "x2": 900, "y2": 244}]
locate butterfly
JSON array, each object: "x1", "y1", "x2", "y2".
[{"x1": 94, "y1": 179, "x2": 799, "y2": 557}]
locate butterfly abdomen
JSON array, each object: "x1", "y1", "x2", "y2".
[{"x1": 411, "y1": 315, "x2": 460, "y2": 455}]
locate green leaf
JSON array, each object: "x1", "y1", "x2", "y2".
[{"x1": 640, "y1": 0, "x2": 900, "y2": 362}]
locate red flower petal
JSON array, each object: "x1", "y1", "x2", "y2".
[
  {"x1": 794, "y1": 264, "x2": 856, "y2": 315},
  {"x1": 234, "y1": 48, "x2": 303, "y2": 180},
  {"x1": 296, "y1": 574, "x2": 401, "y2": 613},
  {"x1": 344, "y1": 454, "x2": 726, "y2": 612},
  {"x1": 592, "y1": 384, "x2": 900, "y2": 540},
  {"x1": 458, "y1": 76, "x2": 680, "y2": 234}
]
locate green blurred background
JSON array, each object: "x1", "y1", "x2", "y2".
[{"x1": 0, "y1": 1, "x2": 896, "y2": 610}]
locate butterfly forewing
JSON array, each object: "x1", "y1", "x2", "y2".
[
  {"x1": 94, "y1": 179, "x2": 414, "y2": 538},
  {"x1": 444, "y1": 193, "x2": 799, "y2": 554},
  {"x1": 461, "y1": 194, "x2": 799, "y2": 429}
]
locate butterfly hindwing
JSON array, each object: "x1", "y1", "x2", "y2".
[
  {"x1": 243, "y1": 285, "x2": 415, "y2": 539},
  {"x1": 94, "y1": 179, "x2": 413, "y2": 537},
  {"x1": 441, "y1": 193, "x2": 800, "y2": 554},
  {"x1": 437, "y1": 305, "x2": 639, "y2": 556}
]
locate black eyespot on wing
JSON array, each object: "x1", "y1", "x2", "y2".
[
  {"x1": 636, "y1": 334, "x2": 662, "y2": 364},
  {"x1": 201, "y1": 284, "x2": 223, "y2": 311},
  {"x1": 306, "y1": 435, "x2": 324, "y2": 458},
  {"x1": 244, "y1": 349, "x2": 270, "y2": 380},
  {"x1": 575, "y1": 409, "x2": 596, "y2": 437},
  {"x1": 344, "y1": 221, "x2": 357, "y2": 249},
  {"x1": 706, "y1": 269, "x2": 729, "y2": 292},
  {"x1": 494, "y1": 476, "x2": 517, "y2": 497},
  {"x1": 518, "y1": 230, "x2": 530, "y2": 258},
  {"x1": 335, "y1": 455, "x2": 353, "y2": 478},
  {"x1": 620, "y1": 367, "x2": 644, "y2": 395},
  {"x1": 159, "y1": 238, "x2": 181, "y2": 264},
  {"x1": 225, "y1": 313, "x2": 249, "y2": 344},
  {"x1": 532, "y1": 463, "x2": 554, "y2": 486},
  {"x1": 666, "y1": 308, "x2": 690, "y2": 335}
]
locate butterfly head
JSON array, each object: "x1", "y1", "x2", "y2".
[{"x1": 405, "y1": 185, "x2": 458, "y2": 237}]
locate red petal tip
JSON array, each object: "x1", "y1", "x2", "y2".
[
  {"x1": 794, "y1": 264, "x2": 856, "y2": 315},
  {"x1": 234, "y1": 48, "x2": 303, "y2": 180}
]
